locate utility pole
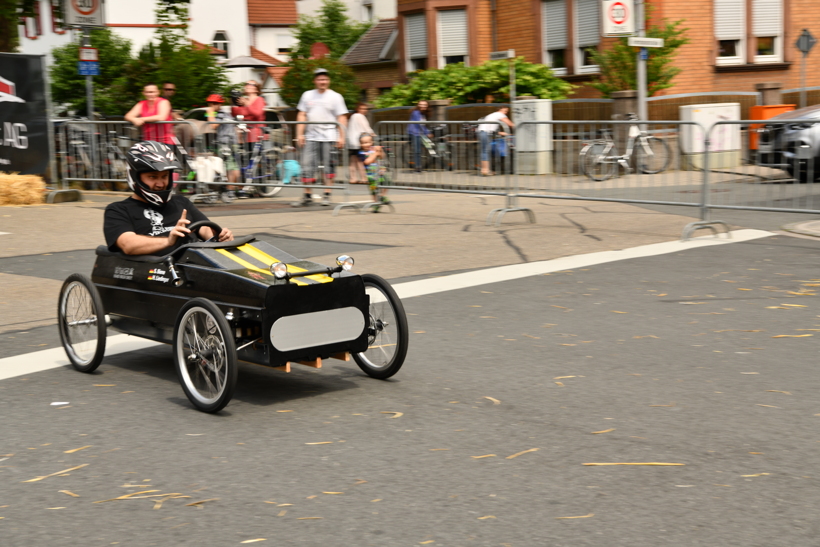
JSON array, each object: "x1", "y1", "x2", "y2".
[{"x1": 636, "y1": 0, "x2": 647, "y2": 121}]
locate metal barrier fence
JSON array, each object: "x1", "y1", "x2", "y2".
[
  {"x1": 54, "y1": 116, "x2": 820, "y2": 236},
  {"x1": 56, "y1": 119, "x2": 351, "y2": 205}
]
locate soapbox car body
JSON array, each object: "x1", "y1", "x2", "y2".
[{"x1": 57, "y1": 221, "x2": 408, "y2": 412}]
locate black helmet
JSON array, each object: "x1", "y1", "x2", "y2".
[{"x1": 126, "y1": 141, "x2": 180, "y2": 208}]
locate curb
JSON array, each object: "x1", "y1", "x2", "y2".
[{"x1": 781, "y1": 221, "x2": 820, "y2": 239}]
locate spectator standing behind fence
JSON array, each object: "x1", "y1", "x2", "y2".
[
  {"x1": 294, "y1": 68, "x2": 348, "y2": 207},
  {"x1": 124, "y1": 83, "x2": 174, "y2": 145},
  {"x1": 478, "y1": 106, "x2": 514, "y2": 176},
  {"x1": 347, "y1": 102, "x2": 374, "y2": 184},
  {"x1": 408, "y1": 101, "x2": 432, "y2": 173},
  {"x1": 231, "y1": 81, "x2": 266, "y2": 144}
]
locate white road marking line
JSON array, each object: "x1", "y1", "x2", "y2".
[
  {"x1": 0, "y1": 335, "x2": 161, "y2": 382},
  {"x1": 393, "y1": 229, "x2": 774, "y2": 300},
  {"x1": 0, "y1": 232, "x2": 10, "y2": 236},
  {"x1": 0, "y1": 229, "x2": 774, "y2": 382}
]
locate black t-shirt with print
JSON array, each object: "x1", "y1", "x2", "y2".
[{"x1": 103, "y1": 195, "x2": 208, "y2": 255}]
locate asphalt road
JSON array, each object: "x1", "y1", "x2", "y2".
[{"x1": 3, "y1": 234, "x2": 820, "y2": 546}]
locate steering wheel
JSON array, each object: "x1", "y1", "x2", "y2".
[{"x1": 185, "y1": 220, "x2": 223, "y2": 242}]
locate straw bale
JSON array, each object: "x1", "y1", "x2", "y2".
[{"x1": 0, "y1": 172, "x2": 46, "y2": 206}]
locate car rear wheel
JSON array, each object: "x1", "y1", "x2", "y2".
[
  {"x1": 353, "y1": 274, "x2": 409, "y2": 380},
  {"x1": 58, "y1": 274, "x2": 107, "y2": 373},
  {"x1": 173, "y1": 298, "x2": 237, "y2": 413}
]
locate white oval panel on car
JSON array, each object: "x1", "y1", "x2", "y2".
[{"x1": 270, "y1": 307, "x2": 365, "y2": 352}]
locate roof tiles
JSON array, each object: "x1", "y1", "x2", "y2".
[
  {"x1": 247, "y1": 0, "x2": 298, "y2": 26},
  {"x1": 342, "y1": 19, "x2": 397, "y2": 65}
]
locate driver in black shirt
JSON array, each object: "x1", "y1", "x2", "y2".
[{"x1": 104, "y1": 141, "x2": 233, "y2": 256}]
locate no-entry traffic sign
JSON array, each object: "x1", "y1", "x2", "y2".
[{"x1": 602, "y1": 0, "x2": 635, "y2": 36}]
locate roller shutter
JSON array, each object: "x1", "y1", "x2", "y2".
[
  {"x1": 439, "y1": 10, "x2": 468, "y2": 57},
  {"x1": 406, "y1": 13, "x2": 427, "y2": 58},
  {"x1": 543, "y1": 0, "x2": 568, "y2": 50},
  {"x1": 715, "y1": 0, "x2": 744, "y2": 40},
  {"x1": 753, "y1": 0, "x2": 781, "y2": 37},
  {"x1": 576, "y1": 0, "x2": 600, "y2": 48}
]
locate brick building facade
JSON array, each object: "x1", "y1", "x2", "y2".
[{"x1": 391, "y1": 0, "x2": 819, "y2": 98}]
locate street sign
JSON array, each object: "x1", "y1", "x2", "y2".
[
  {"x1": 79, "y1": 47, "x2": 98, "y2": 62},
  {"x1": 602, "y1": 0, "x2": 635, "y2": 37},
  {"x1": 628, "y1": 37, "x2": 664, "y2": 48},
  {"x1": 77, "y1": 61, "x2": 100, "y2": 76},
  {"x1": 489, "y1": 49, "x2": 515, "y2": 61},
  {"x1": 65, "y1": 0, "x2": 106, "y2": 27},
  {"x1": 639, "y1": 47, "x2": 648, "y2": 61},
  {"x1": 796, "y1": 29, "x2": 817, "y2": 54}
]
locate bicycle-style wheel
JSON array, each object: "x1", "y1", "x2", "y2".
[
  {"x1": 256, "y1": 151, "x2": 282, "y2": 197},
  {"x1": 635, "y1": 137, "x2": 670, "y2": 174},
  {"x1": 353, "y1": 274, "x2": 408, "y2": 380},
  {"x1": 581, "y1": 143, "x2": 615, "y2": 181}
]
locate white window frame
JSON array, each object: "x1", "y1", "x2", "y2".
[
  {"x1": 212, "y1": 30, "x2": 229, "y2": 59},
  {"x1": 574, "y1": 0, "x2": 600, "y2": 74},
  {"x1": 752, "y1": 0, "x2": 783, "y2": 63},
  {"x1": 715, "y1": 0, "x2": 745, "y2": 65},
  {"x1": 542, "y1": 0, "x2": 568, "y2": 76},
  {"x1": 437, "y1": 9, "x2": 469, "y2": 67},
  {"x1": 405, "y1": 13, "x2": 428, "y2": 72}
]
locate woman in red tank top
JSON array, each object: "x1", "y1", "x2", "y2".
[{"x1": 125, "y1": 84, "x2": 174, "y2": 144}]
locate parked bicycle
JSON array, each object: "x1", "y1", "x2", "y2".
[
  {"x1": 231, "y1": 117, "x2": 282, "y2": 197},
  {"x1": 579, "y1": 113, "x2": 670, "y2": 181},
  {"x1": 404, "y1": 124, "x2": 451, "y2": 171}
]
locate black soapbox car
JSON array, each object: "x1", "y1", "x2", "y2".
[{"x1": 57, "y1": 220, "x2": 408, "y2": 412}]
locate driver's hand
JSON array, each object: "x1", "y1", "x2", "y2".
[
  {"x1": 217, "y1": 228, "x2": 234, "y2": 242},
  {"x1": 167, "y1": 209, "x2": 190, "y2": 246}
]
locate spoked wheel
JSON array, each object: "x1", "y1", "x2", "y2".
[
  {"x1": 581, "y1": 143, "x2": 615, "y2": 181},
  {"x1": 635, "y1": 137, "x2": 671, "y2": 174},
  {"x1": 353, "y1": 274, "x2": 409, "y2": 379},
  {"x1": 58, "y1": 274, "x2": 107, "y2": 373},
  {"x1": 173, "y1": 298, "x2": 237, "y2": 413},
  {"x1": 256, "y1": 152, "x2": 282, "y2": 197}
]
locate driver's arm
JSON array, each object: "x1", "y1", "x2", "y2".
[{"x1": 116, "y1": 211, "x2": 192, "y2": 255}]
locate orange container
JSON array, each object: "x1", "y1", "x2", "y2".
[{"x1": 749, "y1": 104, "x2": 796, "y2": 149}]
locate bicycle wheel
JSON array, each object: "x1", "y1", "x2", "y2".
[
  {"x1": 581, "y1": 143, "x2": 615, "y2": 181},
  {"x1": 353, "y1": 274, "x2": 409, "y2": 380},
  {"x1": 58, "y1": 274, "x2": 107, "y2": 373},
  {"x1": 635, "y1": 137, "x2": 670, "y2": 174},
  {"x1": 256, "y1": 151, "x2": 282, "y2": 197},
  {"x1": 173, "y1": 298, "x2": 238, "y2": 413}
]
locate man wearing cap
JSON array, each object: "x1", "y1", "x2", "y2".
[{"x1": 294, "y1": 68, "x2": 348, "y2": 207}]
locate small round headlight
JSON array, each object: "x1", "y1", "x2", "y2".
[
  {"x1": 270, "y1": 262, "x2": 288, "y2": 279},
  {"x1": 336, "y1": 255, "x2": 354, "y2": 271}
]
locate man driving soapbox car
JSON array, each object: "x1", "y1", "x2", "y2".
[{"x1": 56, "y1": 148, "x2": 408, "y2": 414}]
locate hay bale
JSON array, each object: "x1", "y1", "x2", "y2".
[{"x1": 0, "y1": 172, "x2": 46, "y2": 206}]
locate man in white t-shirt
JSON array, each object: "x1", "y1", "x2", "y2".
[
  {"x1": 477, "y1": 106, "x2": 514, "y2": 176},
  {"x1": 294, "y1": 68, "x2": 349, "y2": 207}
]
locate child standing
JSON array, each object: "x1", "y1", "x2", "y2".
[{"x1": 357, "y1": 135, "x2": 390, "y2": 212}]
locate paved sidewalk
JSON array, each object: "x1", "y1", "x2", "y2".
[{"x1": 0, "y1": 188, "x2": 711, "y2": 336}]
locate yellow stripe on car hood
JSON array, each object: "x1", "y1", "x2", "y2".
[
  {"x1": 215, "y1": 248, "x2": 309, "y2": 286},
  {"x1": 237, "y1": 244, "x2": 333, "y2": 284}
]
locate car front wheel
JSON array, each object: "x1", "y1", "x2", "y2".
[{"x1": 353, "y1": 274, "x2": 409, "y2": 380}]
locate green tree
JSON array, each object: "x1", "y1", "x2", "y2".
[
  {"x1": 280, "y1": 57, "x2": 360, "y2": 109},
  {"x1": 588, "y1": 18, "x2": 690, "y2": 97},
  {"x1": 0, "y1": 0, "x2": 37, "y2": 52},
  {"x1": 374, "y1": 59, "x2": 575, "y2": 107},
  {"x1": 49, "y1": 28, "x2": 133, "y2": 116},
  {"x1": 290, "y1": 0, "x2": 371, "y2": 59}
]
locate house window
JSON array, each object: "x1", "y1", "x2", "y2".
[
  {"x1": 542, "y1": 0, "x2": 567, "y2": 75},
  {"x1": 277, "y1": 34, "x2": 294, "y2": 55},
  {"x1": 438, "y1": 9, "x2": 468, "y2": 67},
  {"x1": 575, "y1": 0, "x2": 599, "y2": 73},
  {"x1": 363, "y1": 1, "x2": 373, "y2": 21},
  {"x1": 212, "y1": 31, "x2": 229, "y2": 59},
  {"x1": 715, "y1": 0, "x2": 745, "y2": 65},
  {"x1": 23, "y1": 1, "x2": 42, "y2": 40},
  {"x1": 752, "y1": 0, "x2": 782, "y2": 62},
  {"x1": 51, "y1": 0, "x2": 65, "y2": 34},
  {"x1": 405, "y1": 13, "x2": 428, "y2": 72}
]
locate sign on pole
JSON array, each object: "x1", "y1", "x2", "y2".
[
  {"x1": 65, "y1": 0, "x2": 106, "y2": 27},
  {"x1": 602, "y1": 0, "x2": 635, "y2": 37},
  {"x1": 489, "y1": 49, "x2": 515, "y2": 61},
  {"x1": 77, "y1": 61, "x2": 100, "y2": 76},
  {"x1": 796, "y1": 29, "x2": 817, "y2": 109},
  {"x1": 628, "y1": 36, "x2": 664, "y2": 48},
  {"x1": 79, "y1": 47, "x2": 98, "y2": 62}
]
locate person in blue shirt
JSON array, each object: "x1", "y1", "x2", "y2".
[{"x1": 408, "y1": 100, "x2": 432, "y2": 173}]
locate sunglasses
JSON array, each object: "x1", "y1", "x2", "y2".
[{"x1": 164, "y1": 88, "x2": 176, "y2": 92}]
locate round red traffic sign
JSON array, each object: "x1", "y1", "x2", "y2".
[
  {"x1": 71, "y1": 0, "x2": 99, "y2": 17},
  {"x1": 609, "y1": 1, "x2": 628, "y2": 25}
]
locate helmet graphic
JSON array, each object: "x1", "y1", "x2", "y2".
[{"x1": 126, "y1": 141, "x2": 180, "y2": 208}]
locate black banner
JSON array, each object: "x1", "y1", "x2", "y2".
[{"x1": 0, "y1": 53, "x2": 50, "y2": 175}]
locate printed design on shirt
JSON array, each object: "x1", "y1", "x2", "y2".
[
  {"x1": 147, "y1": 267, "x2": 169, "y2": 283},
  {"x1": 144, "y1": 208, "x2": 173, "y2": 236},
  {"x1": 113, "y1": 266, "x2": 134, "y2": 280}
]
